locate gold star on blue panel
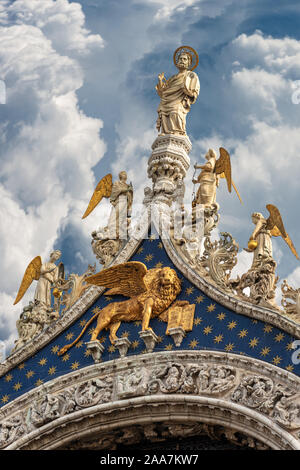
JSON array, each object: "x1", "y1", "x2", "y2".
[{"x1": 0, "y1": 225, "x2": 299, "y2": 408}]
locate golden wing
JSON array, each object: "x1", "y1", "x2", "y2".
[
  {"x1": 85, "y1": 261, "x2": 148, "y2": 298},
  {"x1": 266, "y1": 204, "x2": 299, "y2": 260},
  {"x1": 82, "y1": 174, "x2": 113, "y2": 219},
  {"x1": 13, "y1": 256, "x2": 42, "y2": 305},
  {"x1": 215, "y1": 147, "x2": 232, "y2": 193},
  {"x1": 266, "y1": 204, "x2": 287, "y2": 237}
]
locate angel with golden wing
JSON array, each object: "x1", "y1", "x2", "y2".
[
  {"x1": 13, "y1": 250, "x2": 64, "y2": 309},
  {"x1": 192, "y1": 147, "x2": 242, "y2": 208},
  {"x1": 83, "y1": 171, "x2": 133, "y2": 240},
  {"x1": 245, "y1": 205, "x2": 299, "y2": 265}
]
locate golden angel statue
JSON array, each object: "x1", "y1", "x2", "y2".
[
  {"x1": 58, "y1": 261, "x2": 195, "y2": 356},
  {"x1": 192, "y1": 147, "x2": 242, "y2": 208},
  {"x1": 84, "y1": 171, "x2": 133, "y2": 240},
  {"x1": 156, "y1": 46, "x2": 200, "y2": 135},
  {"x1": 245, "y1": 204, "x2": 299, "y2": 265},
  {"x1": 13, "y1": 250, "x2": 64, "y2": 309}
]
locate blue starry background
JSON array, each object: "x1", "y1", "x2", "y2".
[{"x1": 1, "y1": 229, "x2": 300, "y2": 407}]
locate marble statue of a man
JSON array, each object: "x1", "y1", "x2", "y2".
[{"x1": 156, "y1": 51, "x2": 200, "y2": 135}]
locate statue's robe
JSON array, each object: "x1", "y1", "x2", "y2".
[
  {"x1": 34, "y1": 262, "x2": 59, "y2": 307},
  {"x1": 157, "y1": 69, "x2": 200, "y2": 134},
  {"x1": 195, "y1": 157, "x2": 217, "y2": 207},
  {"x1": 252, "y1": 227, "x2": 273, "y2": 268},
  {"x1": 107, "y1": 180, "x2": 133, "y2": 239}
]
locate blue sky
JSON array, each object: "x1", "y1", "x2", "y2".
[{"x1": 1, "y1": 0, "x2": 300, "y2": 351}]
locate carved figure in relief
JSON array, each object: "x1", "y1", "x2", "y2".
[
  {"x1": 156, "y1": 46, "x2": 200, "y2": 135},
  {"x1": 58, "y1": 261, "x2": 194, "y2": 356}
]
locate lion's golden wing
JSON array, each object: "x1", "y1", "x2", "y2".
[
  {"x1": 85, "y1": 261, "x2": 148, "y2": 298},
  {"x1": 215, "y1": 147, "x2": 232, "y2": 193},
  {"x1": 266, "y1": 204, "x2": 299, "y2": 260},
  {"x1": 13, "y1": 256, "x2": 42, "y2": 305},
  {"x1": 82, "y1": 174, "x2": 113, "y2": 219}
]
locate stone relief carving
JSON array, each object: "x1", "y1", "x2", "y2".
[
  {"x1": 0, "y1": 376, "x2": 113, "y2": 448},
  {"x1": 74, "y1": 378, "x2": 113, "y2": 408},
  {"x1": 11, "y1": 301, "x2": 59, "y2": 354},
  {"x1": 281, "y1": 280, "x2": 300, "y2": 323},
  {"x1": 0, "y1": 413, "x2": 27, "y2": 447},
  {"x1": 230, "y1": 255, "x2": 280, "y2": 310},
  {"x1": 231, "y1": 374, "x2": 299, "y2": 430},
  {"x1": 1, "y1": 351, "x2": 300, "y2": 449},
  {"x1": 200, "y1": 232, "x2": 239, "y2": 290},
  {"x1": 147, "y1": 362, "x2": 236, "y2": 396},
  {"x1": 116, "y1": 367, "x2": 149, "y2": 398}
]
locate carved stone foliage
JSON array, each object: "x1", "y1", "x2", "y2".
[
  {"x1": 56, "y1": 264, "x2": 96, "y2": 315},
  {"x1": 231, "y1": 375, "x2": 300, "y2": 430},
  {"x1": 115, "y1": 362, "x2": 236, "y2": 400},
  {"x1": 200, "y1": 232, "x2": 239, "y2": 290},
  {"x1": 170, "y1": 223, "x2": 238, "y2": 292},
  {"x1": 116, "y1": 367, "x2": 149, "y2": 398},
  {"x1": 0, "y1": 376, "x2": 113, "y2": 448},
  {"x1": 229, "y1": 255, "x2": 279, "y2": 310},
  {"x1": 281, "y1": 280, "x2": 300, "y2": 323},
  {"x1": 1, "y1": 352, "x2": 300, "y2": 450},
  {"x1": 11, "y1": 301, "x2": 59, "y2": 354},
  {"x1": 91, "y1": 236, "x2": 124, "y2": 267},
  {"x1": 147, "y1": 362, "x2": 236, "y2": 396},
  {"x1": 146, "y1": 135, "x2": 191, "y2": 206},
  {"x1": 0, "y1": 413, "x2": 27, "y2": 447}
]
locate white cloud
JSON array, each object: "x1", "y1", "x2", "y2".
[
  {"x1": 137, "y1": 0, "x2": 198, "y2": 20},
  {"x1": 0, "y1": 0, "x2": 106, "y2": 351},
  {"x1": 1, "y1": 0, "x2": 105, "y2": 56}
]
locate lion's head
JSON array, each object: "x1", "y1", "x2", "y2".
[{"x1": 152, "y1": 267, "x2": 181, "y2": 300}]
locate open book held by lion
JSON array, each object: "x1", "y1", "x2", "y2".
[{"x1": 58, "y1": 261, "x2": 194, "y2": 356}]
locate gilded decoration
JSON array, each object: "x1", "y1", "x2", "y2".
[
  {"x1": 58, "y1": 261, "x2": 195, "y2": 355},
  {"x1": 3, "y1": 45, "x2": 300, "y2": 452}
]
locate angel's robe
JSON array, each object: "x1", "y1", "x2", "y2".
[
  {"x1": 252, "y1": 226, "x2": 273, "y2": 267},
  {"x1": 34, "y1": 262, "x2": 59, "y2": 307},
  {"x1": 156, "y1": 69, "x2": 200, "y2": 134},
  {"x1": 195, "y1": 157, "x2": 217, "y2": 207},
  {"x1": 107, "y1": 180, "x2": 133, "y2": 239}
]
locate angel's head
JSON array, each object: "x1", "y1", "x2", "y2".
[
  {"x1": 205, "y1": 149, "x2": 217, "y2": 161},
  {"x1": 119, "y1": 171, "x2": 127, "y2": 182},
  {"x1": 50, "y1": 250, "x2": 61, "y2": 262},
  {"x1": 251, "y1": 212, "x2": 265, "y2": 225}
]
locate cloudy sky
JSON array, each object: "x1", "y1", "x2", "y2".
[{"x1": 1, "y1": 0, "x2": 300, "y2": 352}]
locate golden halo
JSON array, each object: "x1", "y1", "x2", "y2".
[{"x1": 173, "y1": 46, "x2": 199, "y2": 71}]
